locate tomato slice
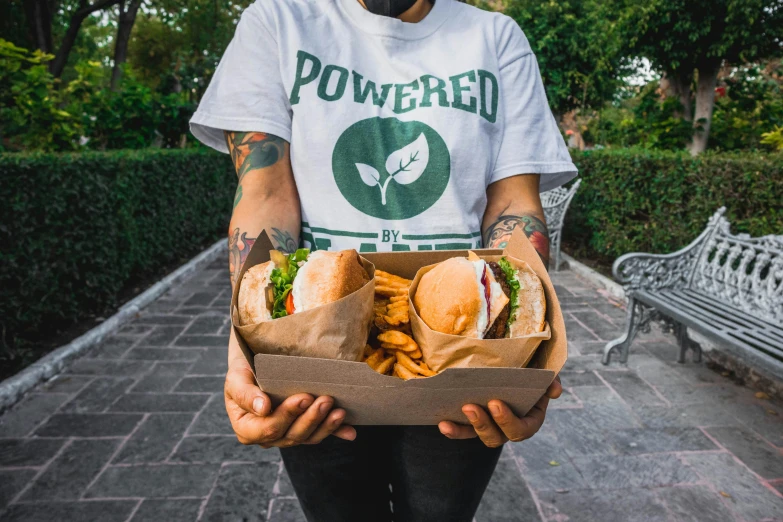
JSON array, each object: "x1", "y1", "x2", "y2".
[{"x1": 285, "y1": 292, "x2": 295, "y2": 315}]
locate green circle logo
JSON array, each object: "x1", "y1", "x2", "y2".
[{"x1": 332, "y1": 117, "x2": 450, "y2": 220}]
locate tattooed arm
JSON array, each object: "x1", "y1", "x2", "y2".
[
  {"x1": 482, "y1": 174, "x2": 550, "y2": 267},
  {"x1": 225, "y1": 131, "x2": 301, "y2": 289},
  {"x1": 223, "y1": 131, "x2": 353, "y2": 447}
]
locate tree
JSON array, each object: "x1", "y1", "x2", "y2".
[
  {"x1": 622, "y1": 0, "x2": 783, "y2": 154},
  {"x1": 129, "y1": 0, "x2": 251, "y2": 99},
  {"x1": 500, "y1": 0, "x2": 629, "y2": 119},
  {"x1": 110, "y1": 0, "x2": 143, "y2": 90},
  {"x1": 21, "y1": 0, "x2": 120, "y2": 78}
]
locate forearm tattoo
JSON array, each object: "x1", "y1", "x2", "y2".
[
  {"x1": 228, "y1": 227, "x2": 257, "y2": 285},
  {"x1": 225, "y1": 132, "x2": 287, "y2": 183},
  {"x1": 228, "y1": 227, "x2": 298, "y2": 285},
  {"x1": 270, "y1": 228, "x2": 298, "y2": 254},
  {"x1": 225, "y1": 132, "x2": 290, "y2": 285},
  {"x1": 484, "y1": 214, "x2": 550, "y2": 265}
]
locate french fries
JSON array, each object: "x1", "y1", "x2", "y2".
[
  {"x1": 373, "y1": 271, "x2": 413, "y2": 333},
  {"x1": 366, "y1": 269, "x2": 437, "y2": 380},
  {"x1": 375, "y1": 355, "x2": 396, "y2": 375}
]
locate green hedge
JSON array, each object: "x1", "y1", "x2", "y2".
[
  {"x1": 0, "y1": 149, "x2": 235, "y2": 375},
  {"x1": 565, "y1": 149, "x2": 783, "y2": 267}
]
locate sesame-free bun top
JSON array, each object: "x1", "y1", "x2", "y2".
[
  {"x1": 237, "y1": 260, "x2": 275, "y2": 325},
  {"x1": 508, "y1": 260, "x2": 547, "y2": 337},
  {"x1": 292, "y1": 250, "x2": 369, "y2": 313},
  {"x1": 413, "y1": 258, "x2": 484, "y2": 337},
  {"x1": 237, "y1": 250, "x2": 369, "y2": 326},
  {"x1": 413, "y1": 256, "x2": 547, "y2": 339}
]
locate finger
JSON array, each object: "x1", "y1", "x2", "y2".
[
  {"x1": 462, "y1": 405, "x2": 507, "y2": 448},
  {"x1": 516, "y1": 394, "x2": 550, "y2": 436},
  {"x1": 224, "y1": 366, "x2": 271, "y2": 416},
  {"x1": 438, "y1": 421, "x2": 478, "y2": 440},
  {"x1": 235, "y1": 393, "x2": 313, "y2": 444},
  {"x1": 332, "y1": 424, "x2": 357, "y2": 441},
  {"x1": 283, "y1": 396, "x2": 335, "y2": 444},
  {"x1": 306, "y1": 408, "x2": 349, "y2": 444},
  {"x1": 546, "y1": 375, "x2": 563, "y2": 399},
  {"x1": 487, "y1": 400, "x2": 536, "y2": 442}
]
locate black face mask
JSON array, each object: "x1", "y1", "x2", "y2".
[{"x1": 363, "y1": 0, "x2": 418, "y2": 18}]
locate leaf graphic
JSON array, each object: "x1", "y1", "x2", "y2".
[
  {"x1": 356, "y1": 163, "x2": 381, "y2": 187},
  {"x1": 385, "y1": 133, "x2": 429, "y2": 185}
]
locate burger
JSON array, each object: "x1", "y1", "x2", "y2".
[
  {"x1": 238, "y1": 248, "x2": 369, "y2": 325},
  {"x1": 413, "y1": 255, "x2": 546, "y2": 339}
]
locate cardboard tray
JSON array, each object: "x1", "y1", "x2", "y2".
[{"x1": 235, "y1": 229, "x2": 567, "y2": 425}]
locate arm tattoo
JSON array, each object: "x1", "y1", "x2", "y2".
[
  {"x1": 484, "y1": 214, "x2": 550, "y2": 265},
  {"x1": 270, "y1": 228, "x2": 298, "y2": 254},
  {"x1": 225, "y1": 132, "x2": 287, "y2": 183},
  {"x1": 228, "y1": 227, "x2": 257, "y2": 285},
  {"x1": 228, "y1": 227, "x2": 298, "y2": 284}
]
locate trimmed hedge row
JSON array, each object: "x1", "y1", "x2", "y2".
[
  {"x1": 565, "y1": 149, "x2": 783, "y2": 268},
  {"x1": 0, "y1": 149, "x2": 235, "y2": 375}
]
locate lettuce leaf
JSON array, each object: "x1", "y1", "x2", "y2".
[
  {"x1": 498, "y1": 257, "x2": 520, "y2": 331},
  {"x1": 269, "y1": 248, "x2": 310, "y2": 318}
]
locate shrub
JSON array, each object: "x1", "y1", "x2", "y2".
[
  {"x1": 565, "y1": 148, "x2": 783, "y2": 267},
  {"x1": 0, "y1": 149, "x2": 235, "y2": 375},
  {"x1": 582, "y1": 84, "x2": 694, "y2": 150},
  {"x1": 0, "y1": 39, "x2": 83, "y2": 152}
]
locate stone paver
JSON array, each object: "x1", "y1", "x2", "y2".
[{"x1": 1, "y1": 260, "x2": 781, "y2": 521}]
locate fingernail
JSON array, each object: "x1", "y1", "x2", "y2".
[
  {"x1": 490, "y1": 403, "x2": 502, "y2": 416},
  {"x1": 332, "y1": 411, "x2": 345, "y2": 423},
  {"x1": 252, "y1": 397, "x2": 264, "y2": 415},
  {"x1": 439, "y1": 425, "x2": 452, "y2": 436},
  {"x1": 319, "y1": 400, "x2": 331, "y2": 415},
  {"x1": 299, "y1": 398, "x2": 312, "y2": 410},
  {"x1": 464, "y1": 409, "x2": 478, "y2": 422}
]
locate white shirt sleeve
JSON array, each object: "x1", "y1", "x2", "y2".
[
  {"x1": 189, "y1": 2, "x2": 292, "y2": 153},
  {"x1": 490, "y1": 17, "x2": 577, "y2": 192}
]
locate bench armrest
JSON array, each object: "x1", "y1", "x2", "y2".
[
  {"x1": 612, "y1": 208, "x2": 727, "y2": 294},
  {"x1": 612, "y1": 248, "x2": 700, "y2": 293}
]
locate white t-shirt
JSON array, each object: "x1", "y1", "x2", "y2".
[{"x1": 191, "y1": 0, "x2": 577, "y2": 253}]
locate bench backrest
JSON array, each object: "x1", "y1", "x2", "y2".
[
  {"x1": 690, "y1": 211, "x2": 783, "y2": 324},
  {"x1": 542, "y1": 179, "x2": 582, "y2": 232}
]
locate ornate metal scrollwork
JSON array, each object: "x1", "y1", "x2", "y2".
[{"x1": 542, "y1": 179, "x2": 581, "y2": 271}]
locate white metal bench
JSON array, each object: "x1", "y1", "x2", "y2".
[
  {"x1": 603, "y1": 207, "x2": 783, "y2": 381},
  {"x1": 542, "y1": 179, "x2": 581, "y2": 271}
]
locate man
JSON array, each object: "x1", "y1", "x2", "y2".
[{"x1": 190, "y1": 0, "x2": 576, "y2": 520}]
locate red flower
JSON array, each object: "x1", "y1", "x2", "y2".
[{"x1": 528, "y1": 231, "x2": 550, "y2": 261}]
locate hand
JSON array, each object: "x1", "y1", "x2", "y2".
[
  {"x1": 224, "y1": 331, "x2": 356, "y2": 448},
  {"x1": 438, "y1": 376, "x2": 562, "y2": 448}
]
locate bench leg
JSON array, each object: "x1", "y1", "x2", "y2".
[
  {"x1": 676, "y1": 325, "x2": 702, "y2": 364},
  {"x1": 603, "y1": 297, "x2": 642, "y2": 365}
]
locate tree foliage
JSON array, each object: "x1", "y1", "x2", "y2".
[
  {"x1": 617, "y1": 0, "x2": 783, "y2": 153},
  {"x1": 585, "y1": 61, "x2": 783, "y2": 153},
  {"x1": 0, "y1": 38, "x2": 194, "y2": 151},
  {"x1": 500, "y1": 0, "x2": 628, "y2": 116}
]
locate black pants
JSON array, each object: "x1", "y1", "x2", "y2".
[{"x1": 280, "y1": 426, "x2": 502, "y2": 522}]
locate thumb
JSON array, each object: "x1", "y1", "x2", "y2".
[{"x1": 225, "y1": 365, "x2": 271, "y2": 417}]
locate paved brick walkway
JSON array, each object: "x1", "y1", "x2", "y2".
[{"x1": 1, "y1": 258, "x2": 782, "y2": 522}]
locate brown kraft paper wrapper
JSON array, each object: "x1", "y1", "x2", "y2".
[
  {"x1": 230, "y1": 230, "x2": 375, "y2": 362},
  {"x1": 242, "y1": 228, "x2": 567, "y2": 425},
  {"x1": 409, "y1": 229, "x2": 562, "y2": 373}
]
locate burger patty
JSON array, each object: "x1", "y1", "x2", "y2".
[{"x1": 484, "y1": 262, "x2": 511, "y2": 339}]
